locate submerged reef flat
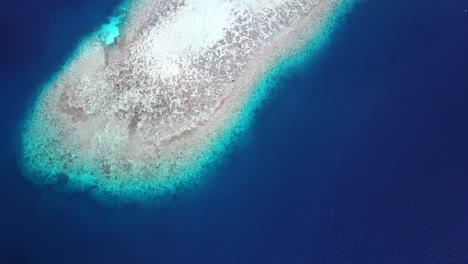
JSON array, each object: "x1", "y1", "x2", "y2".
[{"x1": 22, "y1": 0, "x2": 351, "y2": 206}]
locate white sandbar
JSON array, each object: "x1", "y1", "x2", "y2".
[{"x1": 22, "y1": 0, "x2": 351, "y2": 206}]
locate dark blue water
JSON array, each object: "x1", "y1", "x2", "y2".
[{"x1": 1, "y1": 0, "x2": 468, "y2": 263}]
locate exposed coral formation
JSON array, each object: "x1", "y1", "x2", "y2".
[{"x1": 22, "y1": 0, "x2": 348, "y2": 206}]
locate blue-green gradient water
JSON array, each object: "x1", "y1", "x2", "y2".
[{"x1": 1, "y1": 0, "x2": 468, "y2": 263}]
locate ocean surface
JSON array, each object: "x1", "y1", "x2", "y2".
[{"x1": 1, "y1": 0, "x2": 468, "y2": 263}]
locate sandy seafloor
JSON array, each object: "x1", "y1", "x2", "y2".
[{"x1": 1, "y1": 0, "x2": 468, "y2": 263}]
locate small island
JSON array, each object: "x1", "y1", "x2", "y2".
[{"x1": 22, "y1": 0, "x2": 351, "y2": 206}]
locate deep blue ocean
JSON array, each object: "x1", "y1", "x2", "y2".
[{"x1": 1, "y1": 0, "x2": 468, "y2": 263}]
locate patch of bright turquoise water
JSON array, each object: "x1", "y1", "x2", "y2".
[{"x1": 97, "y1": 2, "x2": 129, "y2": 45}]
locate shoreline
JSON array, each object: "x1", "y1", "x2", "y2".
[{"x1": 21, "y1": 0, "x2": 354, "y2": 206}]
